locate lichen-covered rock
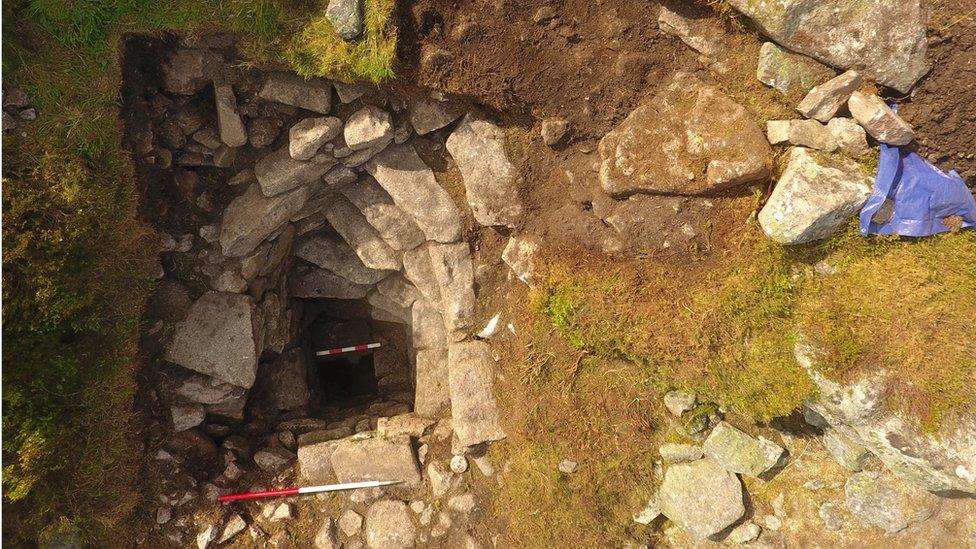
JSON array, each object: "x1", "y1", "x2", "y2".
[
  {"x1": 703, "y1": 422, "x2": 785, "y2": 477},
  {"x1": 844, "y1": 472, "x2": 936, "y2": 533},
  {"x1": 166, "y1": 292, "x2": 262, "y2": 388},
  {"x1": 446, "y1": 114, "x2": 524, "y2": 228},
  {"x1": 823, "y1": 429, "x2": 871, "y2": 471},
  {"x1": 598, "y1": 74, "x2": 772, "y2": 197},
  {"x1": 365, "y1": 144, "x2": 463, "y2": 243},
  {"x1": 726, "y1": 0, "x2": 928, "y2": 93},
  {"x1": 326, "y1": 0, "x2": 364, "y2": 41},
  {"x1": 796, "y1": 341, "x2": 976, "y2": 494},
  {"x1": 289, "y1": 264, "x2": 371, "y2": 299},
  {"x1": 757, "y1": 42, "x2": 834, "y2": 96},
  {"x1": 758, "y1": 147, "x2": 872, "y2": 244},
  {"x1": 827, "y1": 118, "x2": 870, "y2": 156},
  {"x1": 847, "y1": 92, "x2": 915, "y2": 145},
  {"x1": 658, "y1": 458, "x2": 745, "y2": 539},
  {"x1": 219, "y1": 182, "x2": 308, "y2": 258},
  {"x1": 660, "y1": 443, "x2": 705, "y2": 464},
  {"x1": 658, "y1": 4, "x2": 730, "y2": 72}
]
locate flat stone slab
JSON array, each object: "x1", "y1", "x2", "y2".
[
  {"x1": 448, "y1": 341, "x2": 506, "y2": 448},
  {"x1": 845, "y1": 472, "x2": 936, "y2": 534},
  {"x1": 703, "y1": 421, "x2": 786, "y2": 477},
  {"x1": 758, "y1": 147, "x2": 872, "y2": 244},
  {"x1": 294, "y1": 233, "x2": 391, "y2": 285},
  {"x1": 219, "y1": 182, "x2": 308, "y2": 258},
  {"x1": 255, "y1": 146, "x2": 336, "y2": 197},
  {"x1": 365, "y1": 500, "x2": 417, "y2": 549},
  {"x1": 599, "y1": 74, "x2": 772, "y2": 197},
  {"x1": 365, "y1": 144, "x2": 463, "y2": 243},
  {"x1": 726, "y1": 0, "x2": 928, "y2": 93},
  {"x1": 259, "y1": 72, "x2": 332, "y2": 113},
  {"x1": 339, "y1": 177, "x2": 425, "y2": 251},
  {"x1": 324, "y1": 194, "x2": 402, "y2": 271},
  {"x1": 166, "y1": 292, "x2": 261, "y2": 389},
  {"x1": 446, "y1": 114, "x2": 524, "y2": 228},
  {"x1": 297, "y1": 439, "x2": 340, "y2": 484},
  {"x1": 330, "y1": 434, "x2": 422, "y2": 486},
  {"x1": 659, "y1": 458, "x2": 745, "y2": 539}
]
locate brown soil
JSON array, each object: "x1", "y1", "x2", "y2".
[{"x1": 900, "y1": 0, "x2": 976, "y2": 185}]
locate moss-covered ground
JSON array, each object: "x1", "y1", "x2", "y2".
[
  {"x1": 2, "y1": 0, "x2": 396, "y2": 543},
  {"x1": 492, "y1": 215, "x2": 975, "y2": 546}
]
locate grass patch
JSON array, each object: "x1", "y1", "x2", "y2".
[
  {"x1": 494, "y1": 216, "x2": 975, "y2": 544},
  {"x1": 2, "y1": 0, "x2": 398, "y2": 543},
  {"x1": 286, "y1": 0, "x2": 397, "y2": 83}
]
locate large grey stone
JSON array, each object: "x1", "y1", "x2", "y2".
[
  {"x1": 844, "y1": 472, "x2": 936, "y2": 533},
  {"x1": 326, "y1": 0, "x2": 364, "y2": 41},
  {"x1": 344, "y1": 105, "x2": 393, "y2": 151},
  {"x1": 331, "y1": 435, "x2": 422, "y2": 486},
  {"x1": 757, "y1": 42, "x2": 834, "y2": 96},
  {"x1": 219, "y1": 182, "x2": 308, "y2": 258},
  {"x1": 448, "y1": 341, "x2": 506, "y2": 448},
  {"x1": 726, "y1": 0, "x2": 928, "y2": 93},
  {"x1": 410, "y1": 95, "x2": 463, "y2": 135},
  {"x1": 294, "y1": 233, "x2": 391, "y2": 285},
  {"x1": 758, "y1": 147, "x2": 872, "y2": 244},
  {"x1": 365, "y1": 500, "x2": 417, "y2": 549},
  {"x1": 290, "y1": 264, "x2": 371, "y2": 299},
  {"x1": 255, "y1": 146, "x2": 336, "y2": 197},
  {"x1": 367, "y1": 290, "x2": 411, "y2": 325},
  {"x1": 215, "y1": 84, "x2": 247, "y2": 148},
  {"x1": 796, "y1": 70, "x2": 862, "y2": 123},
  {"x1": 847, "y1": 92, "x2": 915, "y2": 145},
  {"x1": 401, "y1": 245, "x2": 441, "y2": 301},
  {"x1": 365, "y1": 144, "x2": 463, "y2": 243},
  {"x1": 324, "y1": 195, "x2": 402, "y2": 271},
  {"x1": 290, "y1": 117, "x2": 343, "y2": 160},
  {"x1": 263, "y1": 348, "x2": 310, "y2": 411},
  {"x1": 259, "y1": 73, "x2": 333, "y2": 113},
  {"x1": 339, "y1": 178, "x2": 425, "y2": 251},
  {"x1": 599, "y1": 74, "x2": 772, "y2": 197},
  {"x1": 172, "y1": 373, "x2": 247, "y2": 405},
  {"x1": 166, "y1": 292, "x2": 261, "y2": 388},
  {"x1": 428, "y1": 242, "x2": 476, "y2": 334},
  {"x1": 703, "y1": 422, "x2": 785, "y2": 477},
  {"x1": 446, "y1": 114, "x2": 524, "y2": 228},
  {"x1": 823, "y1": 429, "x2": 871, "y2": 471},
  {"x1": 415, "y1": 348, "x2": 450, "y2": 418},
  {"x1": 658, "y1": 458, "x2": 745, "y2": 539}
]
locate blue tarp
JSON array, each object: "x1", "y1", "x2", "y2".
[{"x1": 859, "y1": 142, "x2": 976, "y2": 237}]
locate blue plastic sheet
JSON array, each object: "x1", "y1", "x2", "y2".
[{"x1": 859, "y1": 142, "x2": 976, "y2": 237}]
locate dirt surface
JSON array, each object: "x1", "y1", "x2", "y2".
[
  {"x1": 900, "y1": 0, "x2": 976, "y2": 184},
  {"x1": 399, "y1": 0, "x2": 690, "y2": 139}
]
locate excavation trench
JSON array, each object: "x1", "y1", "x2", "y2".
[{"x1": 125, "y1": 32, "x2": 482, "y2": 494}]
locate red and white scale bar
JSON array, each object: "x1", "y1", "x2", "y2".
[
  {"x1": 218, "y1": 480, "x2": 401, "y2": 502},
  {"x1": 315, "y1": 341, "x2": 382, "y2": 357}
]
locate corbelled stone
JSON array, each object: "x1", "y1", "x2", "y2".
[
  {"x1": 294, "y1": 233, "x2": 392, "y2": 285},
  {"x1": 289, "y1": 117, "x2": 343, "y2": 160},
  {"x1": 219, "y1": 182, "x2": 308, "y2": 258},
  {"x1": 365, "y1": 144, "x2": 463, "y2": 243},
  {"x1": 324, "y1": 194, "x2": 402, "y2": 271},
  {"x1": 259, "y1": 72, "x2": 332, "y2": 113},
  {"x1": 339, "y1": 178, "x2": 425, "y2": 251},
  {"x1": 254, "y1": 146, "x2": 336, "y2": 197}
]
